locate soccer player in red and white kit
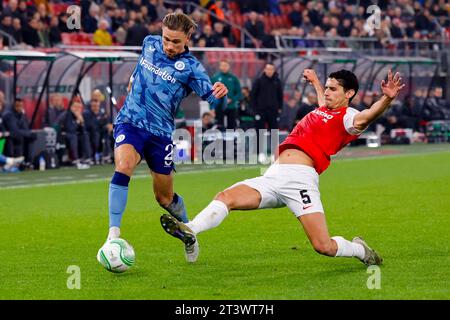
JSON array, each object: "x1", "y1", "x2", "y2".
[{"x1": 161, "y1": 68, "x2": 405, "y2": 265}]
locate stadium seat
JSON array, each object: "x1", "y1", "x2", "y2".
[
  {"x1": 61, "y1": 33, "x2": 72, "y2": 45},
  {"x1": 50, "y1": 3, "x2": 71, "y2": 16}
]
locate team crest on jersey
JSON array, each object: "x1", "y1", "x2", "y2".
[
  {"x1": 115, "y1": 134, "x2": 126, "y2": 143},
  {"x1": 174, "y1": 61, "x2": 185, "y2": 71}
]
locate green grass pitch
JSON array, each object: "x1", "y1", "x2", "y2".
[{"x1": 0, "y1": 147, "x2": 449, "y2": 299}]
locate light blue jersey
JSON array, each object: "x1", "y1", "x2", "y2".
[{"x1": 115, "y1": 35, "x2": 226, "y2": 138}]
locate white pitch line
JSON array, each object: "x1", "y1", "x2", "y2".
[{"x1": 0, "y1": 166, "x2": 257, "y2": 190}]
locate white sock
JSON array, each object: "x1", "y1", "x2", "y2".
[
  {"x1": 5, "y1": 157, "x2": 13, "y2": 165},
  {"x1": 186, "y1": 200, "x2": 229, "y2": 234},
  {"x1": 108, "y1": 226, "x2": 121, "y2": 240},
  {"x1": 331, "y1": 236, "x2": 365, "y2": 259}
]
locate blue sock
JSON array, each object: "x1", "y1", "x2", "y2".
[
  {"x1": 164, "y1": 193, "x2": 189, "y2": 223},
  {"x1": 0, "y1": 155, "x2": 6, "y2": 166},
  {"x1": 109, "y1": 172, "x2": 130, "y2": 228}
]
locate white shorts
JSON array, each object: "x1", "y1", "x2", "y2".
[{"x1": 230, "y1": 164, "x2": 324, "y2": 217}]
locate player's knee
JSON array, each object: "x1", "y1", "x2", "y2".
[
  {"x1": 115, "y1": 159, "x2": 136, "y2": 176},
  {"x1": 312, "y1": 240, "x2": 335, "y2": 257},
  {"x1": 214, "y1": 191, "x2": 233, "y2": 208},
  {"x1": 155, "y1": 192, "x2": 172, "y2": 208}
]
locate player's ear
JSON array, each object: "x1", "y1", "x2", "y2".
[{"x1": 345, "y1": 89, "x2": 355, "y2": 100}]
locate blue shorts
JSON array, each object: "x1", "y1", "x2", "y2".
[{"x1": 113, "y1": 123, "x2": 174, "y2": 175}]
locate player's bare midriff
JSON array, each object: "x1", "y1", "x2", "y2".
[{"x1": 277, "y1": 148, "x2": 315, "y2": 167}]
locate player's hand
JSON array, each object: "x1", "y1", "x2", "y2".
[
  {"x1": 212, "y1": 82, "x2": 228, "y2": 99},
  {"x1": 303, "y1": 69, "x2": 319, "y2": 84},
  {"x1": 381, "y1": 69, "x2": 405, "y2": 99}
]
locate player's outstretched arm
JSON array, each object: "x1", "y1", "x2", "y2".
[
  {"x1": 353, "y1": 69, "x2": 405, "y2": 132},
  {"x1": 303, "y1": 69, "x2": 325, "y2": 107}
]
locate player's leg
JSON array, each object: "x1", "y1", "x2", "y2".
[
  {"x1": 299, "y1": 213, "x2": 382, "y2": 265},
  {"x1": 277, "y1": 164, "x2": 382, "y2": 265},
  {"x1": 107, "y1": 143, "x2": 141, "y2": 239},
  {"x1": 160, "y1": 183, "x2": 263, "y2": 262},
  {"x1": 145, "y1": 135, "x2": 189, "y2": 223},
  {"x1": 151, "y1": 170, "x2": 189, "y2": 223},
  {"x1": 185, "y1": 183, "x2": 262, "y2": 234},
  {"x1": 107, "y1": 124, "x2": 144, "y2": 240}
]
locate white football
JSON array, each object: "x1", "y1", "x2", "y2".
[{"x1": 97, "y1": 238, "x2": 135, "y2": 273}]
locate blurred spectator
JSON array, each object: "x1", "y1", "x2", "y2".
[
  {"x1": 251, "y1": 62, "x2": 283, "y2": 132},
  {"x1": 244, "y1": 11, "x2": 265, "y2": 47},
  {"x1": 213, "y1": 21, "x2": 233, "y2": 46},
  {"x1": 83, "y1": 98, "x2": 112, "y2": 164},
  {"x1": 154, "y1": 0, "x2": 169, "y2": 20},
  {"x1": 36, "y1": 3, "x2": 50, "y2": 26},
  {"x1": 0, "y1": 94, "x2": 24, "y2": 172},
  {"x1": 56, "y1": 101, "x2": 91, "y2": 169},
  {"x1": 306, "y1": 1, "x2": 325, "y2": 26},
  {"x1": 201, "y1": 111, "x2": 216, "y2": 132},
  {"x1": 204, "y1": 0, "x2": 226, "y2": 26},
  {"x1": 238, "y1": 86, "x2": 255, "y2": 130},
  {"x1": 3, "y1": 0, "x2": 22, "y2": 20},
  {"x1": 0, "y1": 14, "x2": 14, "y2": 46},
  {"x1": 200, "y1": 24, "x2": 223, "y2": 47},
  {"x1": 49, "y1": 15, "x2": 61, "y2": 46},
  {"x1": 17, "y1": 0, "x2": 33, "y2": 24},
  {"x1": 355, "y1": 91, "x2": 375, "y2": 112},
  {"x1": 385, "y1": 95, "x2": 425, "y2": 132},
  {"x1": 288, "y1": 2, "x2": 303, "y2": 27},
  {"x1": 294, "y1": 91, "x2": 317, "y2": 124},
  {"x1": 11, "y1": 17, "x2": 22, "y2": 44},
  {"x1": 423, "y1": 87, "x2": 449, "y2": 121},
  {"x1": 2, "y1": 98, "x2": 37, "y2": 161},
  {"x1": 82, "y1": 3, "x2": 100, "y2": 34},
  {"x1": 111, "y1": 7, "x2": 126, "y2": 32},
  {"x1": 279, "y1": 97, "x2": 299, "y2": 131},
  {"x1": 22, "y1": 16, "x2": 40, "y2": 47},
  {"x1": 211, "y1": 60, "x2": 242, "y2": 129},
  {"x1": 37, "y1": 19, "x2": 51, "y2": 47},
  {"x1": 90, "y1": 89, "x2": 107, "y2": 115},
  {"x1": 0, "y1": 91, "x2": 9, "y2": 139},
  {"x1": 93, "y1": 19, "x2": 113, "y2": 46},
  {"x1": 125, "y1": 18, "x2": 148, "y2": 46},
  {"x1": 43, "y1": 94, "x2": 65, "y2": 128}
]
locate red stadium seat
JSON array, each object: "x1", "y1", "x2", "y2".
[{"x1": 61, "y1": 33, "x2": 72, "y2": 45}]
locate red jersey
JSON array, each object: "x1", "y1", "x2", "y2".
[{"x1": 278, "y1": 106, "x2": 362, "y2": 174}]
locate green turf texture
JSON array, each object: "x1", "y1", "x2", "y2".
[{"x1": 1, "y1": 151, "x2": 449, "y2": 299}]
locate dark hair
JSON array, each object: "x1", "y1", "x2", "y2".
[
  {"x1": 328, "y1": 69, "x2": 359, "y2": 102},
  {"x1": 162, "y1": 12, "x2": 197, "y2": 36}
]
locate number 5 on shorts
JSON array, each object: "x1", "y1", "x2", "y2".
[{"x1": 300, "y1": 190, "x2": 311, "y2": 205}]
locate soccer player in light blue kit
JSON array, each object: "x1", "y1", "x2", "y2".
[{"x1": 105, "y1": 13, "x2": 228, "y2": 255}]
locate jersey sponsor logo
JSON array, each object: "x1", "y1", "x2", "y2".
[
  {"x1": 174, "y1": 61, "x2": 185, "y2": 71},
  {"x1": 115, "y1": 134, "x2": 126, "y2": 143},
  {"x1": 139, "y1": 57, "x2": 178, "y2": 84},
  {"x1": 312, "y1": 109, "x2": 334, "y2": 123}
]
